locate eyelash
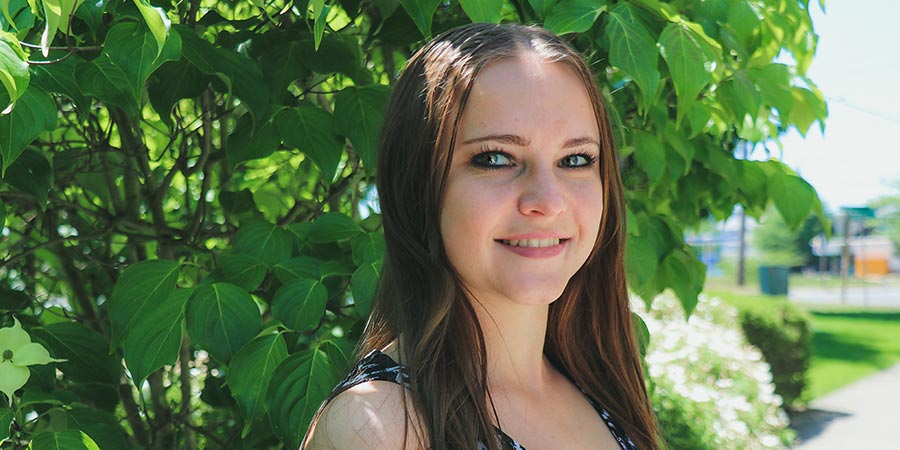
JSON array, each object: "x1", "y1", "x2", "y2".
[{"x1": 470, "y1": 147, "x2": 599, "y2": 170}]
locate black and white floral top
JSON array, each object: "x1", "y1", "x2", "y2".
[{"x1": 327, "y1": 350, "x2": 638, "y2": 450}]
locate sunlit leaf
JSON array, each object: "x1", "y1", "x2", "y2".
[
  {"x1": 132, "y1": 0, "x2": 168, "y2": 58},
  {"x1": 604, "y1": 4, "x2": 659, "y2": 110},
  {"x1": 658, "y1": 21, "x2": 722, "y2": 127},
  {"x1": 769, "y1": 171, "x2": 816, "y2": 229},
  {"x1": 0, "y1": 30, "x2": 28, "y2": 112},
  {"x1": 544, "y1": 0, "x2": 607, "y2": 35},
  {"x1": 398, "y1": 0, "x2": 441, "y2": 37},
  {"x1": 28, "y1": 429, "x2": 100, "y2": 450},
  {"x1": 459, "y1": 0, "x2": 502, "y2": 23}
]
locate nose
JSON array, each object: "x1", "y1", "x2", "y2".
[{"x1": 517, "y1": 166, "x2": 566, "y2": 217}]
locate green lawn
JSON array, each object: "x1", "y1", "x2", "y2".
[
  {"x1": 802, "y1": 307, "x2": 900, "y2": 399},
  {"x1": 705, "y1": 288, "x2": 900, "y2": 402}
]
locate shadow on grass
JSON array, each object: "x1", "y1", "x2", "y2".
[
  {"x1": 811, "y1": 331, "x2": 883, "y2": 365},
  {"x1": 811, "y1": 311, "x2": 900, "y2": 322}
]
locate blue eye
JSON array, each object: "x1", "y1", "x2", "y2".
[
  {"x1": 471, "y1": 151, "x2": 514, "y2": 168},
  {"x1": 559, "y1": 154, "x2": 597, "y2": 168}
]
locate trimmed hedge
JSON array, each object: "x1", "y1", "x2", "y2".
[{"x1": 719, "y1": 294, "x2": 813, "y2": 409}]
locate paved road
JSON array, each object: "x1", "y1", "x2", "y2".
[
  {"x1": 790, "y1": 363, "x2": 900, "y2": 449},
  {"x1": 789, "y1": 284, "x2": 900, "y2": 308}
]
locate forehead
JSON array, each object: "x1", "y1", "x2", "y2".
[{"x1": 457, "y1": 54, "x2": 599, "y2": 142}]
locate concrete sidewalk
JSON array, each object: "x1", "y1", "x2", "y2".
[{"x1": 790, "y1": 363, "x2": 900, "y2": 448}]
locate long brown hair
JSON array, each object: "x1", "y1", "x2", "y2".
[{"x1": 313, "y1": 23, "x2": 659, "y2": 449}]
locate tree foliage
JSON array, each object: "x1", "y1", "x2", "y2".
[{"x1": 0, "y1": 0, "x2": 826, "y2": 447}]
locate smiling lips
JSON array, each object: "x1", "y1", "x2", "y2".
[{"x1": 495, "y1": 236, "x2": 569, "y2": 258}]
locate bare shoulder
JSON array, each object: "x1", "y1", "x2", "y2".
[{"x1": 303, "y1": 380, "x2": 427, "y2": 449}]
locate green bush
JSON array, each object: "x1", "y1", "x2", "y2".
[{"x1": 720, "y1": 294, "x2": 813, "y2": 409}]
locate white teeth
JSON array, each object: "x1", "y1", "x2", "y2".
[{"x1": 500, "y1": 238, "x2": 561, "y2": 248}]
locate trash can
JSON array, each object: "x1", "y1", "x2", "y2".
[{"x1": 759, "y1": 266, "x2": 789, "y2": 296}]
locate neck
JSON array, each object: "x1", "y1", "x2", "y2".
[{"x1": 472, "y1": 298, "x2": 554, "y2": 393}]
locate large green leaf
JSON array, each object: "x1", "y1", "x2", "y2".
[
  {"x1": 272, "y1": 278, "x2": 328, "y2": 332},
  {"x1": 0, "y1": 407, "x2": 12, "y2": 442},
  {"x1": 29, "y1": 55, "x2": 88, "y2": 113},
  {"x1": 398, "y1": 0, "x2": 441, "y2": 37},
  {"x1": 658, "y1": 21, "x2": 722, "y2": 126},
  {"x1": 272, "y1": 256, "x2": 322, "y2": 283},
  {"x1": 662, "y1": 248, "x2": 706, "y2": 316},
  {"x1": 2, "y1": 148, "x2": 52, "y2": 208},
  {"x1": 266, "y1": 347, "x2": 339, "y2": 450},
  {"x1": 632, "y1": 130, "x2": 665, "y2": 189},
  {"x1": 0, "y1": 86, "x2": 56, "y2": 176},
  {"x1": 107, "y1": 259, "x2": 181, "y2": 350},
  {"x1": 147, "y1": 59, "x2": 209, "y2": 122},
  {"x1": 74, "y1": 57, "x2": 136, "y2": 116},
  {"x1": 0, "y1": 198, "x2": 5, "y2": 229},
  {"x1": 0, "y1": 30, "x2": 28, "y2": 113},
  {"x1": 737, "y1": 159, "x2": 768, "y2": 206},
  {"x1": 102, "y1": 21, "x2": 181, "y2": 111},
  {"x1": 175, "y1": 25, "x2": 270, "y2": 121},
  {"x1": 789, "y1": 86, "x2": 827, "y2": 136},
  {"x1": 295, "y1": 34, "x2": 369, "y2": 85},
  {"x1": 228, "y1": 333, "x2": 288, "y2": 436},
  {"x1": 351, "y1": 232, "x2": 386, "y2": 266},
  {"x1": 185, "y1": 283, "x2": 261, "y2": 363},
  {"x1": 132, "y1": 0, "x2": 168, "y2": 58},
  {"x1": 31, "y1": 322, "x2": 120, "y2": 385},
  {"x1": 233, "y1": 219, "x2": 293, "y2": 266},
  {"x1": 604, "y1": 4, "x2": 659, "y2": 110},
  {"x1": 747, "y1": 63, "x2": 793, "y2": 120},
  {"x1": 718, "y1": 70, "x2": 761, "y2": 121},
  {"x1": 66, "y1": 406, "x2": 131, "y2": 450},
  {"x1": 333, "y1": 85, "x2": 390, "y2": 173},
  {"x1": 73, "y1": 0, "x2": 106, "y2": 37},
  {"x1": 276, "y1": 105, "x2": 344, "y2": 184},
  {"x1": 28, "y1": 429, "x2": 99, "y2": 450},
  {"x1": 308, "y1": 212, "x2": 363, "y2": 243},
  {"x1": 624, "y1": 232, "x2": 659, "y2": 292},
  {"x1": 351, "y1": 259, "x2": 381, "y2": 318},
  {"x1": 259, "y1": 38, "x2": 311, "y2": 103},
  {"x1": 528, "y1": 0, "x2": 557, "y2": 19},
  {"x1": 208, "y1": 253, "x2": 268, "y2": 291},
  {"x1": 122, "y1": 287, "x2": 192, "y2": 383},
  {"x1": 227, "y1": 113, "x2": 280, "y2": 168},
  {"x1": 39, "y1": 0, "x2": 81, "y2": 57},
  {"x1": 543, "y1": 0, "x2": 607, "y2": 35},
  {"x1": 459, "y1": 0, "x2": 502, "y2": 23},
  {"x1": 768, "y1": 171, "x2": 816, "y2": 229}
]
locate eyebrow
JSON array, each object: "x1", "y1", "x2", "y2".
[{"x1": 461, "y1": 134, "x2": 600, "y2": 148}]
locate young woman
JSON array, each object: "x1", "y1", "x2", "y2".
[{"x1": 302, "y1": 23, "x2": 660, "y2": 449}]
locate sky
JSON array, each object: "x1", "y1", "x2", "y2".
[{"x1": 777, "y1": 0, "x2": 900, "y2": 212}]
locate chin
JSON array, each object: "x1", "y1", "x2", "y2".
[{"x1": 505, "y1": 281, "x2": 569, "y2": 306}]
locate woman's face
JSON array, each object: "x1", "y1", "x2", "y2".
[{"x1": 440, "y1": 53, "x2": 604, "y2": 308}]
